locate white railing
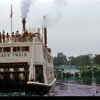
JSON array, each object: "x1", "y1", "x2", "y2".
[
  {"x1": 0, "y1": 52, "x2": 30, "y2": 58},
  {"x1": 0, "y1": 33, "x2": 43, "y2": 44}
]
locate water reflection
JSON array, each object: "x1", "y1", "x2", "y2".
[
  {"x1": 81, "y1": 76, "x2": 93, "y2": 85},
  {"x1": 56, "y1": 75, "x2": 100, "y2": 86},
  {"x1": 0, "y1": 76, "x2": 100, "y2": 96},
  {"x1": 95, "y1": 76, "x2": 100, "y2": 84}
]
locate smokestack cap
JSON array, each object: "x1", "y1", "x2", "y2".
[{"x1": 22, "y1": 18, "x2": 26, "y2": 23}]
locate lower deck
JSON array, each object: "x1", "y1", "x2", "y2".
[
  {"x1": 0, "y1": 63, "x2": 29, "y2": 87},
  {"x1": 0, "y1": 63, "x2": 45, "y2": 85},
  {"x1": 0, "y1": 62, "x2": 55, "y2": 94}
]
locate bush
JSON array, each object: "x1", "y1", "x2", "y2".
[
  {"x1": 81, "y1": 70, "x2": 92, "y2": 77},
  {"x1": 76, "y1": 66, "x2": 83, "y2": 70},
  {"x1": 75, "y1": 72, "x2": 79, "y2": 77},
  {"x1": 94, "y1": 70, "x2": 100, "y2": 77},
  {"x1": 66, "y1": 73, "x2": 73, "y2": 77}
]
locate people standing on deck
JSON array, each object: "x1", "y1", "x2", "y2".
[
  {"x1": 6, "y1": 33, "x2": 9, "y2": 42},
  {"x1": 16, "y1": 30, "x2": 19, "y2": 37},
  {"x1": 2, "y1": 30, "x2": 5, "y2": 43},
  {"x1": 12, "y1": 32, "x2": 15, "y2": 38},
  {"x1": 12, "y1": 32, "x2": 15, "y2": 42},
  {"x1": 0, "y1": 30, "x2": 42, "y2": 43},
  {"x1": 22, "y1": 30, "x2": 29, "y2": 42},
  {"x1": 15, "y1": 30, "x2": 20, "y2": 42},
  {"x1": 23, "y1": 30, "x2": 28, "y2": 37}
]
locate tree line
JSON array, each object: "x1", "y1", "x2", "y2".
[{"x1": 53, "y1": 52, "x2": 100, "y2": 66}]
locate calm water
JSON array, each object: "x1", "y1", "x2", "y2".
[
  {"x1": 48, "y1": 76, "x2": 100, "y2": 96},
  {"x1": 0, "y1": 76, "x2": 100, "y2": 96}
]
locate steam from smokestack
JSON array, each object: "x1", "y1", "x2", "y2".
[
  {"x1": 42, "y1": 11, "x2": 62, "y2": 27},
  {"x1": 41, "y1": 0, "x2": 67, "y2": 27},
  {"x1": 42, "y1": 16, "x2": 48, "y2": 28},
  {"x1": 20, "y1": 0, "x2": 36, "y2": 19},
  {"x1": 20, "y1": 0, "x2": 67, "y2": 27},
  {"x1": 53, "y1": 0, "x2": 67, "y2": 6}
]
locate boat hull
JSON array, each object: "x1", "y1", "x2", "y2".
[{"x1": 26, "y1": 79, "x2": 56, "y2": 94}]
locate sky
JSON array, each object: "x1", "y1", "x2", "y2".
[{"x1": 0, "y1": 0, "x2": 100, "y2": 57}]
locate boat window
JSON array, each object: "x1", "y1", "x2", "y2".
[
  {"x1": 0, "y1": 47, "x2": 2, "y2": 52},
  {"x1": 13, "y1": 47, "x2": 20, "y2": 52},
  {"x1": 3, "y1": 47, "x2": 11, "y2": 52},
  {"x1": 22, "y1": 46, "x2": 29, "y2": 51}
]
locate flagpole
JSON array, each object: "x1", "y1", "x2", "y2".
[{"x1": 10, "y1": 5, "x2": 13, "y2": 43}]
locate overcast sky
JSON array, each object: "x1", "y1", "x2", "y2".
[{"x1": 0, "y1": 0, "x2": 100, "y2": 57}]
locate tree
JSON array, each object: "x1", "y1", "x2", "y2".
[
  {"x1": 94, "y1": 55, "x2": 100, "y2": 65},
  {"x1": 53, "y1": 52, "x2": 67, "y2": 66},
  {"x1": 69, "y1": 55, "x2": 91, "y2": 66},
  {"x1": 76, "y1": 55, "x2": 90, "y2": 66},
  {"x1": 69, "y1": 56, "x2": 77, "y2": 65}
]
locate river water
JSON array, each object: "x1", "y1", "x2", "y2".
[
  {"x1": 0, "y1": 76, "x2": 100, "y2": 97},
  {"x1": 49, "y1": 77, "x2": 100, "y2": 96}
]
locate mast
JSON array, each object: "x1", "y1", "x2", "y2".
[{"x1": 10, "y1": 5, "x2": 13, "y2": 43}]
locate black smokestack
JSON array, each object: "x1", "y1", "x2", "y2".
[
  {"x1": 44, "y1": 27, "x2": 47, "y2": 47},
  {"x1": 43, "y1": 16, "x2": 47, "y2": 47},
  {"x1": 22, "y1": 18, "x2": 26, "y2": 33}
]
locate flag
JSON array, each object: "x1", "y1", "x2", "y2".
[{"x1": 10, "y1": 5, "x2": 13, "y2": 18}]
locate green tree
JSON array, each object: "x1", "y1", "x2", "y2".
[
  {"x1": 69, "y1": 55, "x2": 91, "y2": 66},
  {"x1": 94, "y1": 55, "x2": 100, "y2": 65},
  {"x1": 53, "y1": 52, "x2": 67, "y2": 66},
  {"x1": 69, "y1": 56, "x2": 77, "y2": 65}
]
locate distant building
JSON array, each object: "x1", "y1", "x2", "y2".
[{"x1": 54, "y1": 66, "x2": 80, "y2": 74}]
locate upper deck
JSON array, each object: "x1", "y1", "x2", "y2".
[
  {"x1": 0, "y1": 28, "x2": 52, "y2": 65},
  {"x1": 0, "y1": 30, "x2": 41, "y2": 62},
  {"x1": 0, "y1": 18, "x2": 52, "y2": 65},
  {"x1": 0, "y1": 28, "x2": 42, "y2": 44}
]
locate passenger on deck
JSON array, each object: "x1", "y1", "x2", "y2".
[
  {"x1": 12, "y1": 32, "x2": 15, "y2": 38},
  {"x1": 24, "y1": 30, "x2": 28, "y2": 37},
  {"x1": 12, "y1": 32, "x2": 15, "y2": 42},
  {"x1": 29, "y1": 32, "x2": 32, "y2": 37},
  {"x1": 28, "y1": 32, "x2": 33, "y2": 42},
  {"x1": 2, "y1": 30, "x2": 5, "y2": 43},
  {"x1": 15, "y1": 30, "x2": 20, "y2": 42},
  {"x1": 32, "y1": 33, "x2": 35, "y2": 37},
  {"x1": 12, "y1": 32, "x2": 15, "y2": 39},
  {"x1": 16, "y1": 30, "x2": 19, "y2": 37},
  {"x1": 6, "y1": 33, "x2": 9, "y2": 42}
]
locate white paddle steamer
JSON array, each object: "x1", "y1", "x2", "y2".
[{"x1": 0, "y1": 18, "x2": 56, "y2": 93}]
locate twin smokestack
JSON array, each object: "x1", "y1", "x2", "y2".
[{"x1": 22, "y1": 18, "x2": 47, "y2": 47}]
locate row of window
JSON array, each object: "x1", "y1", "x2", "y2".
[{"x1": 0, "y1": 47, "x2": 29, "y2": 52}]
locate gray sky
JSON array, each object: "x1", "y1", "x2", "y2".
[{"x1": 0, "y1": 0, "x2": 100, "y2": 57}]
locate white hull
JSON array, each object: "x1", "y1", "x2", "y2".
[
  {"x1": 26, "y1": 78, "x2": 56, "y2": 94},
  {"x1": 27, "y1": 78, "x2": 56, "y2": 87}
]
